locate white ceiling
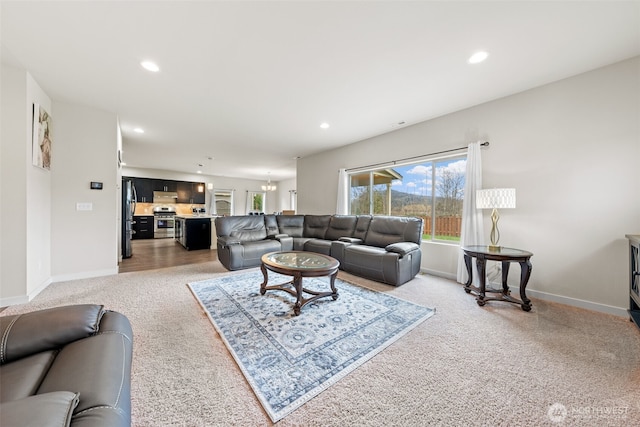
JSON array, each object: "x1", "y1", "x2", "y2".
[{"x1": 2, "y1": 1, "x2": 639, "y2": 182}]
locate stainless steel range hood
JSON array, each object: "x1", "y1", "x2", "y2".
[{"x1": 153, "y1": 191, "x2": 178, "y2": 203}]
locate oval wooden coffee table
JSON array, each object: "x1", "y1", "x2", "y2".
[{"x1": 260, "y1": 251, "x2": 340, "y2": 316}]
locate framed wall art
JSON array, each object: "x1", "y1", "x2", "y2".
[{"x1": 32, "y1": 103, "x2": 52, "y2": 170}]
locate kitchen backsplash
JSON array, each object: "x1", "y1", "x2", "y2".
[{"x1": 134, "y1": 203, "x2": 205, "y2": 216}]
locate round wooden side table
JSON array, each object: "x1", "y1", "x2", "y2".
[{"x1": 462, "y1": 245, "x2": 533, "y2": 311}]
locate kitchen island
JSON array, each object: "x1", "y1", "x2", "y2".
[{"x1": 175, "y1": 215, "x2": 216, "y2": 251}]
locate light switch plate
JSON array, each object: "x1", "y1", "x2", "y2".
[{"x1": 76, "y1": 202, "x2": 93, "y2": 211}]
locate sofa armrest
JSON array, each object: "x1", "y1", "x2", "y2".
[
  {"x1": 385, "y1": 242, "x2": 420, "y2": 257},
  {"x1": 217, "y1": 236, "x2": 241, "y2": 246},
  {"x1": 0, "y1": 304, "x2": 104, "y2": 365},
  {"x1": 339, "y1": 237, "x2": 363, "y2": 244}
]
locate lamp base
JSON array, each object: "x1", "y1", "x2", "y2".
[{"x1": 488, "y1": 245, "x2": 501, "y2": 252}]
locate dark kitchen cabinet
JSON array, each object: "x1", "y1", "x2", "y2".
[
  {"x1": 192, "y1": 182, "x2": 206, "y2": 204},
  {"x1": 176, "y1": 181, "x2": 190, "y2": 203},
  {"x1": 125, "y1": 176, "x2": 205, "y2": 204},
  {"x1": 153, "y1": 179, "x2": 177, "y2": 193},
  {"x1": 132, "y1": 215, "x2": 154, "y2": 239},
  {"x1": 124, "y1": 177, "x2": 153, "y2": 203},
  {"x1": 177, "y1": 181, "x2": 206, "y2": 204},
  {"x1": 134, "y1": 178, "x2": 153, "y2": 203}
]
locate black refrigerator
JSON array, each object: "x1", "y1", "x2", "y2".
[{"x1": 122, "y1": 178, "x2": 136, "y2": 258}]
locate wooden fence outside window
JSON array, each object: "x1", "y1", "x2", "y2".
[{"x1": 421, "y1": 216, "x2": 462, "y2": 238}]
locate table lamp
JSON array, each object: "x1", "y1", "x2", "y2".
[{"x1": 476, "y1": 188, "x2": 516, "y2": 251}]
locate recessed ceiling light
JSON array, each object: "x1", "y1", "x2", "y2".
[
  {"x1": 140, "y1": 61, "x2": 160, "y2": 72},
  {"x1": 320, "y1": 122, "x2": 330, "y2": 129},
  {"x1": 133, "y1": 127, "x2": 144, "y2": 134},
  {"x1": 468, "y1": 51, "x2": 489, "y2": 64}
]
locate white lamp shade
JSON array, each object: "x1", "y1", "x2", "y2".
[{"x1": 476, "y1": 188, "x2": 516, "y2": 209}]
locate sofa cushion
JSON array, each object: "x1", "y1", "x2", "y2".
[
  {"x1": 276, "y1": 215, "x2": 304, "y2": 237},
  {"x1": 364, "y1": 216, "x2": 423, "y2": 247},
  {"x1": 38, "y1": 331, "x2": 132, "y2": 422},
  {"x1": 230, "y1": 228, "x2": 267, "y2": 242},
  {"x1": 0, "y1": 305, "x2": 104, "y2": 365},
  {"x1": 0, "y1": 391, "x2": 79, "y2": 427},
  {"x1": 264, "y1": 215, "x2": 279, "y2": 237},
  {"x1": 215, "y1": 215, "x2": 266, "y2": 238},
  {"x1": 353, "y1": 215, "x2": 372, "y2": 241},
  {"x1": 324, "y1": 215, "x2": 357, "y2": 241},
  {"x1": 304, "y1": 239, "x2": 332, "y2": 256},
  {"x1": 304, "y1": 215, "x2": 331, "y2": 239},
  {"x1": 224, "y1": 239, "x2": 283, "y2": 270},
  {"x1": 342, "y1": 245, "x2": 388, "y2": 278},
  {"x1": 0, "y1": 350, "x2": 57, "y2": 402}
]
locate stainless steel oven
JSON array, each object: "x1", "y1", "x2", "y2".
[{"x1": 153, "y1": 206, "x2": 176, "y2": 239}]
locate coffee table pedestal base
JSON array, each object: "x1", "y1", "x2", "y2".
[{"x1": 260, "y1": 264, "x2": 338, "y2": 316}]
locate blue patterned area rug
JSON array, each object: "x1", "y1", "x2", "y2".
[{"x1": 187, "y1": 270, "x2": 435, "y2": 422}]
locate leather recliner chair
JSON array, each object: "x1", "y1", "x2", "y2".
[{"x1": 0, "y1": 304, "x2": 133, "y2": 427}]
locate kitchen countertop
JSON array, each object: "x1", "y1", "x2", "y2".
[{"x1": 175, "y1": 215, "x2": 218, "y2": 219}]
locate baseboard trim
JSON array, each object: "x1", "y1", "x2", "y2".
[
  {"x1": 526, "y1": 289, "x2": 628, "y2": 318},
  {"x1": 419, "y1": 269, "x2": 628, "y2": 318},
  {"x1": 2, "y1": 269, "x2": 117, "y2": 308},
  {"x1": 0, "y1": 294, "x2": 29, "y2": 307},
  {"x1": 0, "y1": 277, "x2": 52, "y2": 308},
  {"x1": 420, "y1": 268, "x2": 457, "y2": 281},
  {"x1": 52, "y1": 268, "x2": 118, "y2": 283}
]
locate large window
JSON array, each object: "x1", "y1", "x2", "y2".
[{"x1": 348, "y1": 155, "x2": 466, "y2": 242}]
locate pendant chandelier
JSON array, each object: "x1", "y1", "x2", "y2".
[{"x1": 262, "y1": 173, "x2": 276, "y2": 191}]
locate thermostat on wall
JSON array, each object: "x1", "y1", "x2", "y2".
[{"x1": 90, "y1": 181, "x2": 103, "y2": 190}]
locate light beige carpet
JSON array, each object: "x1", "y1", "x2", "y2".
[{"x1": 2, "y1": 261, "x2": 639, "y2": 426}]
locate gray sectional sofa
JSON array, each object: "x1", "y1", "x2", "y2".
[
  {"x1": 0, "y1": 304, "x2": 133, "y2": 427},
  {"x1": 215, "y1": 214, "x2": 423, "y2": 286}
]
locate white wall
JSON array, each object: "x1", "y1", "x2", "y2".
[
  {"x1": 1, "y1": 65, "x2": 29, "y2": 304},
  {"x1": 277, "y1": 177, "x2": 296, "y2": 213},
  {"x1": 50, "y1": 101, "x2": 119, "y2": 281},
  {"x1": 297, "y1": 57, "x2": 640, "y2": 316},
  {"x1": 1, "y1": 65, "x2": 52, "y2": 305},
  {"x1": 26, "y1": 73, "x2": 52, "y2": 295}
]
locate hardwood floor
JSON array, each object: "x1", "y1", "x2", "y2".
[{"x1": 118, "y1": 238, "x2": 219, "y2": 273}]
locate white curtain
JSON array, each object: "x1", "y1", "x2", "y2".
[
  {"x1": 336, "y1": 168, "x2": 348, "y2": 215},
  {"x1": 456, "y1": 141, "x2": 485, "y2": 284}
]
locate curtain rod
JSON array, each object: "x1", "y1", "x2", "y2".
[{"x1": 344, "y1": 141, "x2": 489, "y2": 172}]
